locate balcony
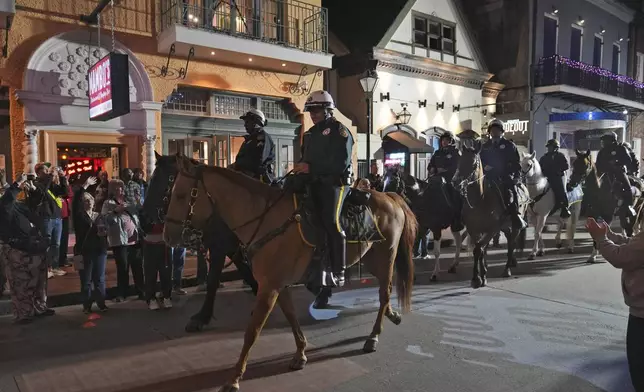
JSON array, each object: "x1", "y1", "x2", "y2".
[
  {"x1": 158, "y1": 0, "x2": 332, "y2": 74},
  {"x1": 534, "y1": 55, "x2": 644, "y2": 111}
]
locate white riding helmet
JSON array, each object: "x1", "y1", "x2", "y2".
[
  {"x1": 304, "y1": 90, "x2": 335, "y2": 112},
  {"x1": 487, "y1": 118, "x2": 505, "y2": 132},
  {"x1": 240, "y1": 108, "x2": 267, "y2": 126}
]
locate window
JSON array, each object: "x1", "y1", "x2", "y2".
[
  {"x1": 192, "y1": 140, "x2": 209, "y2": 165},
  {"x1": 593, "y1": 34, "x2": 603, "y2": 67},
  {"x1": 280, "y1": 143, "x2": 294, "y2": 177},
  {"x1": 612, "y1": 43, "x2": 621, "y2": 74},
  {"x1": 168, "y1": 139, "x2": 185, "y2": 155},
  {"x1": 570, "y1": 25, "x2": 583, "y2": 61},
  {"x1": 543, "y1": 15, "x2": 558, "y2": 57},
  {"x1": 413, "y1": 15, "x2": 456, "y2": 55},
  {"x1": 636, "y1": 53, "x2": 644, "y2": 82}
]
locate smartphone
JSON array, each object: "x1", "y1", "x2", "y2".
[
  {"x1": 596, "y1": 217, "x2": 604, "y2": 224},
  {"x1": 27, "y1": 174, "x2": 36, "y2": 181}
]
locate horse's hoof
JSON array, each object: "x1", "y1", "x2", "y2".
[
  {"x1": 481, "y1": 277, "x2": 488, "y2": 287},
  {"x1": 567, "y1": 248, "x2": 574, "y2": 254},
  {"x1": 536, "y1": 250, "x2": 544, "y2": 257},
  {"x1": 387, "y1": 311, "x2": 402, "y2": 325},
  {"x1": 185, "y1": 318, "x2": 207, "y2": 333},
  {"x1": 502, "y1": 268, "x2": 511, "y2": 278},
  {"x1": 363, "y1": 338, "x2": 378, "y2": 353},
  {"x1": 218, "y1": 384, "x2": 240, "y2": 392},
  {"x1": 471, "y1": 278, "x2": 483, "y2": 289},
  {"x1": 312, "y1": 298, "x2": 329, "y2": 309},
  {"x1": 586, "y1": 258, "x2": 596, "y2": 264},
  {"x1": 447, "y1": 266, "x2": 457, "y2": 274},
  {"x1": 430, "y1": 274, "x2": 437, "y2": 282},
  {"x1": 528, "y1": 254, "x2": 535, "y2": 261},
  {"x1": 289, "y1": 355, "x2": 307, "y2": 371}
]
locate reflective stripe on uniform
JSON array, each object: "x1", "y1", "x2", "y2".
[{"x1": 334, "y1": 185, "x2": 346, "y2": 233}]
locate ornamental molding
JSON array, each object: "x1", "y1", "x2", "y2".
[
  {"x1": 24, "y1": 30, "x2": 153, "y2": 103},
  {"x1": 15, "y1": 90, "x2": 163, "y2": 112},
  {"x1": 483, "y1": 81, "x2": 505, "y2": 99},
  {"x1": 373, "y1": 48, "x2": 493, "y2": 90}
]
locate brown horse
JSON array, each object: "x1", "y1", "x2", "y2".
[{"x1": 164, "y1": 155, "x2": 417, "y2": 392}]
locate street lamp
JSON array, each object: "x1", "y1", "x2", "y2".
[
  {"x1": 396, "y1": 106, "x2": 412, "y2": 125},
  {"x1": 360, "y1": 69, "x2": 379, "y2": 174}
]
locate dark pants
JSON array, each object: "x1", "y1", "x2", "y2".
[
  {"x1": 143, "y1": 243, "x2": 172, "y2": 301},
  {"x1": 414, "y1": 229, "x2": 430, "y2": 257},
  {"x1": 79, "y1": 250, "x2": 107, "y2": 306},
  {"x1": 612, "y1": 171, "x2": 634, "y2": 206},
  {"x1": 41, "y1": 218, "x2": 62, "y2": 269},
  {"x1": 627, "y1": 314, "x2": 644, "y2": 391},
  {"x1": 310, "y1": 181, "x2": 348, "y2": 274},
  {"x1": 58, "y1": 218, "x2": 70, "y2": 267},
  {"x1": 444, "y1": 181, "x2": 464, "y2": 231},
  {"x1": 546, "y1": 175, "x2": 569, "y2": 207},
  {"x1": 171, "y1": 247, "x2": 185, "y2": 289},
  {"x1": 111, "y1": 245, "x2": 144, "y2": 299}
]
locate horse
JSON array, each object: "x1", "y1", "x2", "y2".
[
  {"x1": 519, "y1": 152, "x2": 583, "y2": 259},
  {"x1": 411, "y1": 175, "x2": 464, "y2": 281},
  {"x1": 567, "y1": 149, "x2": 642, "y2": 263},
  {"x1": 164, "y1": 155, "x2": 417, "y2": 392},
  {"x1": 453, "y1": 141, "x2": 527, "y2": 288},
  {"x1": 142, "y1": 152, "x2": 258, "y2": 332}
]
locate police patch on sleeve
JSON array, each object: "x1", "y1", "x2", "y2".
[
  {"x1": 340, "y1": 128, "x2": 348, "y2": 138},
  {"x1": 322, "y1": 128, "x2": 331, "y2": 135},
  {"x1": 611, "y1": 151, "x2": 617, "y2": 155},
  {"x1": 500, "y1": 144, "x2": 506, "y2": 149},
  {"x1": 447, "y1": 154, "x2": 452, "y2": 159}
]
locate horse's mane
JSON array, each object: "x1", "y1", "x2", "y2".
[{"x1": 202, "y1": 165, "x2": 283, "y2": 200}]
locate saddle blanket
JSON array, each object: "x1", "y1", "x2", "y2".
[
  {"x1": 529, "y1": 184, "x2": 583, "y2": 206},
  {"x1": 292, "y1": 190, "x2": 386, "y2": 248}
]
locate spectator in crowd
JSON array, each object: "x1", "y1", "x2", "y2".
[
  {"x1": 366, "y1": 161, "x2": 383, "y2": 191},
  {"x1": 355, "y1": 178, "x2": 371, "y2": 191},
  {"x1": 94, "y1": 171, "x2": 109, "y2": 213},
  {"x1": 132, "y1": 168, "x2": 148, "y2": 205},
  {"x1": 102, "y1": 179, "x2": 144, "y2": 302},
  {"x1": 586, "y1": 217, "x2": 644, "y2": 391},
  {"x1": 0, "y1": 173, "x2": 54, "y2": 323},
  {"x1": 58, "y1": 174, "x2": 73, "y2": 268},
  {"x1": 27, "y1": 163, "x2": 68, "y2": 278},
  {"x1": 140, "y1": 210, "x2": 172, "y2": 310},
  {"x1": 72, "y1": 176, "x2": 109, "y2": 313},
  {"x1": 171, "y1": 248, "x2": 187, "y2": 295},
  {"x1": 121, "y1": 168, "x2": 141, "y2": 207}
]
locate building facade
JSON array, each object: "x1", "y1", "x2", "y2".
[
  {"x1": 462, "y1": 0, "x2": 641, "y2": 161},
  {"x1": 324, "y1": 0, "x2": 500, "y2": 179},
  {"x1": 0, "y1": 0, "x2": 356, "y2": 180}
]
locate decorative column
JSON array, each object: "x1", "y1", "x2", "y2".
[
  {"x1": 23, "y1": 129, "x2": 39, "y2": 174},
  {"x1": 144, "y1": 135, "x2": 157, "y2": 180}
]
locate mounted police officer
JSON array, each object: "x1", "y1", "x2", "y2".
[
  {"x1": 428, "y1": 131, "x2": 460, "y2": 181},
  {"x1": 622, "y1": 141, "x2": 640, "y2": 176},
  {"x1": 231, "y1": 108, "x2": 276, "y2": 183},
  {"x1": 539, "y1": 139, "x2": 571, "y2": 218},
  {"x1": 428, "y1": 130, "x2": 463, "y2": 229},
  {"x1": 596, "y1": 131, "x2": 636, "y2": 218},
  {"x1": 294, "y1": 90, "x2": 353, "y2": 287},
  {"x1": 480, "y1": 119, "x2": 527, "y2": 229}
]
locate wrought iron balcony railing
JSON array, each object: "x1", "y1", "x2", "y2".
[
  {"x1": 163, "y1": 92, "x2": 291, "y2": 120},
  {"x1": 534, "y1": 55, "x2": 644, "y2": 103},
  {"x1": 160, "y1": 0, "x2": 328, "y2": 54}
]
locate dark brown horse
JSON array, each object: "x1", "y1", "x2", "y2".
[{"x1": 164, "y1": 156, "x2": 417, "y2": 392}]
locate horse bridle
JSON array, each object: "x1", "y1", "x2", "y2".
[{"x1": 157, "y1": 172, "x2": 175, "y2": 222}]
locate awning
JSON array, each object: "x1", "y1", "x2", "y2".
[{"x1": 383, "y1": 131, "x2": 434, "y2": 154}]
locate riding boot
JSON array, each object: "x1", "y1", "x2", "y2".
[
  {"x1": 329, "y1": 231, "x2": 347, "y2": 287},
  {"x1": 622, "y1": 188, "x2": 636, "y2": 218},
  {"x1": 560, "y1": 206, "x2": 571, "y2": 219},
  {"x1": 509, "y1": 201, "x2": 527, "y2": 230}
]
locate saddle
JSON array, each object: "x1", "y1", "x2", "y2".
[
  {"x1": 293, "y1": 188, "x2": 386, "y2": 247},
  {"x1": 628, "y1": 175, "x2": 643, "y2": 198}
]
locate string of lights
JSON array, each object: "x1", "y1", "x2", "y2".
[{"x1": 544, "y1": 55, "x2": 644, "y2": 89}]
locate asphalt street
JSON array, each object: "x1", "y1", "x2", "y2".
[{"x1": 0, "y1": 229, "x2": 634, "y2": 392}]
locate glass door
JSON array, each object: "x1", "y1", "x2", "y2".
[
  {"x1": 213, "y1": 135, "x2": 229, "y2": 167},
  {"x1": 278, "y1": 140, "x2": 294, "y2": 177},
  {"x1": 190, "y1": 138, "x2": 211, "y2": 165}
]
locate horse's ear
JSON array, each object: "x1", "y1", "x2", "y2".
[
  {"x1": 575, "y1": 149, "x2": 583, "y2": 156},
  {"x1": 176, "y1": 154, "x2": 190, "y2": 172},
  {"x1": 154, "y1": 151, "x2": 162, "y2": 160},
  {"x1": 586, "y1": 149, "x2": 591, "y2": 157},
  {"x1": 530, "y1": 151, "x2": 536, "y2": 159}
]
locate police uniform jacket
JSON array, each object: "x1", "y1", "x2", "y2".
[
  {"x1": 0, "y1": 183, "x2": 47, "y2": 253},
  {"x1": 234, "y1": 129, "x2": 275, "y2": 178},
  {"x1": 480, "y1": 137, "x2": 521, "y2": 180},
  {"x1": 624, "y1": 144, "x2": 640, "y2": 175},
  {"x1": 596, "y1": 143, "x2": 631, "y2": 175},
  {"x1": 301, "y1": 117, "x2": 353, "y2": 182},
  {"x1": 539, "y1": 151, "x2": 569, "y2": 178},
  {"x1": 428, "y1": 145, "x2": 460, "y2": 179}
]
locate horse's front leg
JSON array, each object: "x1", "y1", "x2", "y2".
[
  {"x1": 430, "y1": 230, "x2": 442, "y2": 282},
  {"x1": 502, "y1": 228, "x2": 514, "y2": 278},
  {"x1": 566, "y1": 204, "x2": 580, "y2": 253},
  {"x1": 447, "y1": 229, "x2": 462, "y2": 274},
  {"x1": 219, "y1": 286, "x2": 280, "y2": 392},
  {"x1": 555, "y1": 216, "x2": 564, "y2": 249},
  {"x1": 587, "y1": 240, "x2": 599, "y2": 264},
  {"x1": 277, "y1": 287, "x2": 308, "y2": 369},
  {"x1": 185, "y1": 246, "x2": 227, "y2": 333},
  {"x1": 471, "y1": 244, "x2": 484, "y2": 289}
]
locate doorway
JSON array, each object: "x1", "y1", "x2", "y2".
[{"x1": 57, "y1": 144, "x2": 124, "y2": 185}]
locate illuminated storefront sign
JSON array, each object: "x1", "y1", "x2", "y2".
[
  {"x1": 384, "y1": 152, "x2": 406, "y2": 166},
  {"x1": 504, "y1": 119, "x2": 529, "y2": 134},
  {"x1": 88, "y1": 52, "x2": 131, "y2": 121}
]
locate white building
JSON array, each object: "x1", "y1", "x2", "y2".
[{"x1": 325, "y1": 0, "x2": 503, "y2": 178}]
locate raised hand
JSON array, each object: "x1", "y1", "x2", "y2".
[{"x1": 83, "y1": 176, "x2": 98, "y2": 189}]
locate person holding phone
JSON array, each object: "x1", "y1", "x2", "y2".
[{"x1": 586, "y1": 217, "x2": 644, "y2": 391}]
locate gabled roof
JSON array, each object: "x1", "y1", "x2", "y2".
[{"x1": 322, "y1": 0, "x2": 410, "y2": 54}]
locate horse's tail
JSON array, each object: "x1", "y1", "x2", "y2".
[{"x1": 388, "y1": 193, "x2": 417, "y2": 313}]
